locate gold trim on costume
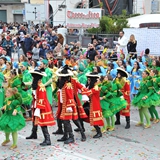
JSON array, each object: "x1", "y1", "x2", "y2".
[{"x1": 93, "y1": 117, "x2": 103, "y2": 121}]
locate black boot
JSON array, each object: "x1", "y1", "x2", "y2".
[
  {"x1": 63, "y1": 120, "x2": 75, "y2": 144},
  {"x1": 52, "y1": 119, "x2": 64, "y2": 135},
  {"x1": 115, "y1": 112, "x2": 121, "y2": 125},
  {"x1": 125, "y1": 116, "x2": 130, "y2": 129},
  {"x1": 80, "y1": 131, "x2": 86, "y2": 142},
  {"x1": 93, "y1": 126, "x2": 102, "y2": 138},
  {"x1": 74, "y1": 119, "x2": 85, "y2": 132},
  {"x1": 26, "y1": 124, "x2": 38, "y2": 139},
  {"x1": 40, "y1": 126, "x2": 51, "y2": 146},
  {"x1": 64, "y1": 132, "x2": 75, "y2": 144},
  {"x1": 57, "y1": 132, "x2": 68, "y2": 142},
  {"x1": 73, "y1": 120, "x2": 86, "y2": 141}
]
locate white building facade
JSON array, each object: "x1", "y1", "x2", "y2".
[
  {"x1": 134, "y1": 0, "x2": 160, "y2": 14},
  {"x1": 45, "y1": 0, "x2": 89, "y2": 26}
]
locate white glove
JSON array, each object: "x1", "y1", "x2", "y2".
[
  {"x1": 120, "y1": 96, "x2": 124, "y2": 99},
  {"x1": 34, "y1": 108, "x2": 40, "y2": 118},
  {"x1": 82, "y1": 95, "x2": 89, "y2": 102},
  {"x1": 66, "y1": 107, "x2": 73, "y2": 113}
]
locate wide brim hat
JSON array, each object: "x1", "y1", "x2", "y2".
[
  {"x1": 56, "y1": 67, "x2": 73, "y2": 77},
  {"x1": 117, "y1": 67, "x2": 129, "y2": 78},
  {"x1": 29, "y1": 70, "x2": 47, "y2": 77},
  {"x1": 56, "y1": 65, "x2": 73, "y2": 77},
  {"x1": 86, "y1": 72, "x2": 100, "y2": 78}
]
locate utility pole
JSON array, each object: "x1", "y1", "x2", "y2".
[{"x1": 33, "y1": 7, "x2": 37, "y2": 20}]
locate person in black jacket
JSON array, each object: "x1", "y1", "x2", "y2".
[
  {"x1": 86, "y1": 44, "x2": 97, "y2": 62},
  {"x1": 127, "y1": 34, "x2": 137, "y2": 59}
]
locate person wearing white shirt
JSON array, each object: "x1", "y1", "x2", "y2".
[{"x1": 116, "y1": 31, "x2": 128, "y2": 59}]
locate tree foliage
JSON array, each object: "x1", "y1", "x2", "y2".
[{"x1": 87, "y1": 10, "x2": 139, "y2": 34}]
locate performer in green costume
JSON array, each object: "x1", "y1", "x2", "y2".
[
  {"x1": 20, "y1": 62, "x2": 33, "y2": 120},
  {"x1": 99, "y1": 74, "x2": 127, "y2": 132},
  {"x1": 40, "y1": 59, "x2": 53, "y2": 106},
  {"x1": 78, "y1": 62, "x2": 94, "y2": 85},
  {"x1": 9, "y1": 69, "x2": 32, "y2": 114},
  {"x1": 132, "y1": 70, "x2": 160, "y2": 129},
  {"x1": 99, "y1": 75, "x2": 114, "y2": 133},
  {"x1": 0, "y1": 87, "x2": 25, "y2": 149},
  {"x1": 148, "y1": 69, "x2": 160, "y2": 123},
  {"x1": 0, "y1": 72, "x2": 5, "y2": 117}
]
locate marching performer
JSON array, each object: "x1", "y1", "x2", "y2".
[
  {"x1": 82, "y1": 72, "x2": 104, "y2": 138},
  {"x1": 0, "y1": 88, "x2": 25, "y2": 149},
  {"x1": 26, "y1": 70, "x2": 55, "y2": 146},
  {"x1": 114, "y1": 68, "x2": 131, "y2": 129}
]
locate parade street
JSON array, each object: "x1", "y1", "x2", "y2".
[{"x1": 0, "y1": 106, "x2": 160, "y2": 160}]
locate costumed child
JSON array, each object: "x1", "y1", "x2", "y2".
[
  {"x1": 99, "y1": 75, "x2": 114, "y2": 133},
  {"x1": 8, "y1": 69, "x2": 32, "y2": 116},
  {"x1": 82, "y1": 72, "x2": 104, "y2": 138},
  {"x1": 56, "y1": 65, "x2": 86, "y2": 144},
  {"x1": 26, "y1": 70, "x2": 55, "y2": 146},
  {"x1": 53, "y1": 66, "x2": 87, "y2": 142},
  {"x1": 55, "y1": 66, "x2": 79, "y2": 144},
  {"x1": 114, "y1": 68, "x2": 131, "y2": 129},
  {"x1": 19, "y1": 62, "x2": 33, "y2": 121},
  {"x1": 100, "y1": 74, "x2": 127, "y2": 132},
  {"x1": 0, "y1": 72, "x2": 5, "y2": 117},
  {"x1": 0, "y1": 87, "x2": 25, "y2": 149},
  {"x1": 129, "y1": 61, "x2": 141, "y2": 99},
  {"x1": 148, "y1": 69, "x2": 160, "y2": 123},
  {"x1": 132, "y1": 70, "x2": 159, "y2": 128}
]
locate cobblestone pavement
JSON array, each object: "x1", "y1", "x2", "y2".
[{"x1": 1, "y1": 107, "x2": 160, "y2": 160}]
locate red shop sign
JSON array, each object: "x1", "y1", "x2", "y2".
[{"x1": 67, "y1": 11, "x2": 100, "y2": 19}]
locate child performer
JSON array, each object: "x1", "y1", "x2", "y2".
[
  {"x1": 132, "y1": 70, "x2": 159, "y2": 128},
  {"x1": 0, "y1": 88, "x2": 25, "y2": 149},
  {"x1": 26, "y1": 70, "x2": 56, "y2": 146},
  {"x1": 115, "y1": 68, "x2": 131, "y2": 129},
  {"x1": 0, "y1": 72, "x2": 5, "y2": 117},
  {"x1": 82, "y1": 72, "x2": 104, "y2": 138},
  {"x1": 148, "y1": 69, "x2": 160, "y2": 123}
]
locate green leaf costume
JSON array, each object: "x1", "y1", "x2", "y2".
[
  {"x1": 0, "y1": 94, "x2": 26, "y2": 133},
  {"x1": 132, "y1": 77, "x2": 160, "y2": 109},
  {"x1": 10, "y1": 75, "x2": 32, "y2": 106},
  {"x1": 0, "y1": 72, "x2": 5, "y2": 117}
]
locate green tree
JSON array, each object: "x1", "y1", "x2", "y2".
[{"x1": 87, "y1": 10, "x2": 132, "y2": 34}]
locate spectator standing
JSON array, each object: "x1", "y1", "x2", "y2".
[
  {"x1": 86, "y1": 44, "x2": 98, "y2": 62},
  {"x1": 142, "y1": 48, "x2": 152, "y2": 67},
  {"x1": 2, "y1": 36, "x2": 14, "y2": 58},
  {"x1": 49, "y1": 31, "x2": 58, "y2": 50},
  {"x1": 24, "y1": 34, "x2": 34, "y2": 54},
  {"x1": 116, "y1": 31, "x2": 128, "y2": 58},
  {"x1": 39, "y1": 41, "x2": 47, "y2": 59},
  {"x1": 18, "y1": 25, "x2": 26, "y2": 35},
  {"x1": 127, "y1": 34, "x2": 137, "y2": 59}
]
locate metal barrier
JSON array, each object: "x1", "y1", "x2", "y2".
[
  {"x1": 66, "y1": 34, "x2": 79, "y2": 45},
  {"x1": 66, "y1": 34, "x2": 119, "y2": 48}
]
